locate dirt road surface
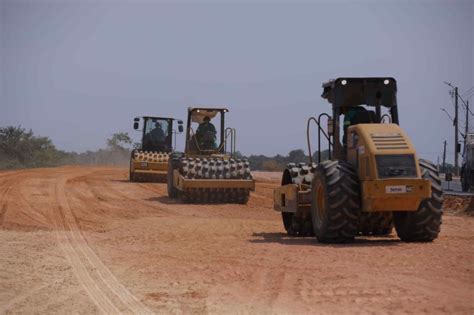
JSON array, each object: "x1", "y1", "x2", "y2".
[{"x1": 0, "y1": 166, "x2": 473, "y2": 314}]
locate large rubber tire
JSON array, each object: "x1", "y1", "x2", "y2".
[
  {"x1": 282, "y1": 213, "x2": 294, "y2": 233},
  {"x1": 393, "y1": 159, "x2": 443, "y2": 242},
  {"x1": 310, "y1": 160, "x2": 361, "y2": 243},
  {"x1": 461, "y1": 167, "x2": 470, "y2": 192},
  {"x1": 167, "y1": 153, "x2": 182, "y2": 199}
]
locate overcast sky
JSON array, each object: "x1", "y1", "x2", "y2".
[{"x1": 1, "y1": 0, "x2": 473, "y2": 163}]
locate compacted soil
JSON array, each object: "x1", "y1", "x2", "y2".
[{"x1": 0, "y1": 166, "x2": 472, "y2": 314}]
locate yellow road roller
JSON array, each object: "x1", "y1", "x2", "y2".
[
  {"x1": 130, "y1": 116, "x2": 183, "y2": 182},
  {"x1": 273, "y1": 78, "x2": 443, "y2": 243},
  {"x1": 167, "y1": 107, "x2": 255, "y2": 203}
]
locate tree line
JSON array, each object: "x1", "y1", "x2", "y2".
[
  {"x1": 0, "y1": 125, "x2": 452, "y2": 172},
  {"x1": 0, "y1": 126, "x2": 133, "y2": 169},
  {"x1": 238, "y1": 149, "x2": 330, "y2": 171},
  {"x1": 0, "y1": 125, "x2": 332, "y2": 171}
]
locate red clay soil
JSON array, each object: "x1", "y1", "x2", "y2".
[
  {"x1": 443, "y1": 195, "x2": 474, "y2": 215},
  {"x1": 0, "y1": 167, "x2": 473, "y2": 314}
]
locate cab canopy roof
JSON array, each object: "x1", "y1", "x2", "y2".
[
  {"x1": 188, "y1": 107, "x2": 229, "y2": 124},
  {"x1": 321, "y1": 77, "x2": 397, "y2": 108},
  {"x1": 135, "y1": 116, "x2": 176, "y2": 121}
]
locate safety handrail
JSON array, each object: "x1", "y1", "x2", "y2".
[
  {"x1": 381, "y1": 114, "x2": 392, "y2": 124},
  {"x1": 224, "y1": 127, "x2": 236, "y2": 157},
  {"x1": 307, "y1": 113, "x2": 333, "y2": 165}
]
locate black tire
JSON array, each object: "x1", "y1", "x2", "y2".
[
  {"x1": 311, "y1": 160, "x2": 361, "y2": 243},
  {"x1": 129, "y1": 152, "x2": 136, "y2": 182},
  {"x1": 282, "y1": 212, "x2": 314, "y2": 236},
  {"x1": 167, "y1": 153, "x2": 182, "y2": 199},
  {"x1": 280, "y1": 168, "x2": 296, "y2": 235},
  {"x1": 461, "y1": 167, "x2": 470, "y2": 192},
  {"x1": 393, "y1": 159, "x2": 443, "y2": 242},
  {"x1": 282, "y1": 212, "x2": 294, "y2": 233}
]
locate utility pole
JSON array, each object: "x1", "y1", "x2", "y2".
[
  {"x1": 455, "y1": 87, "x2": 459, "y2": 176},
  {"x1": 442, "y1": 140, "x2": 447, "y2": 173},
  {"x1": 443, "y1": 82, "x2": 472, "y2": 175},
  {"x1": 466, "y1": 100, "x2": 470, "y2": 140}
]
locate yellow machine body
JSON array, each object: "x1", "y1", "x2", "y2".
[
  {"x1": 346, "y1": 123, "x2": 430, "y2": 212},
  {"x1": 130, "y1": 150, "x2": 170, "y2": 181},
  {"x1": 273, "y1": 78, "x2": 443, "y2": 242},
  {"x1": 273, "y1": 184, "x2": 311, "y2": 214},
  {"x1": 168, "y1": 107, "x2": 255, "y2": 203},
  {"x1": 274, "y1": 123, "x2": 431, "y2": 213}
]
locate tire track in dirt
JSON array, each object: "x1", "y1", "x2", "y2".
[
  {"x1": 69, "y1": 171, "x2": 179, "y2": 218},
  {"x1": 53, "y1": 182, "x2": 122, "y2": 314},
  {"x1": 0, "y1": 177, "x2": 14, "y2": 200},
  {"x1": 0, "y1": 176, "x2": 18, "y2": 227},
  {"x1": 0, "y1": 204, "x2": 8, "y2": 226},
  {"x1": 3, "y1": 167, "x2": 472, "y2": 314},
  {"x1": 4, "y1": 176, "x2": 54, "y2": 230},
  {"x1": 53, "y1": 173, "x2": 153, "y2": 314},
  {"x1": 265, "y1": 270, "x2": 286, "y2": 309},
  {"x1": 0, "y1": 283, "x2": 52, "y2": 313}
]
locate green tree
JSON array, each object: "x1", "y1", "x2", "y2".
[
  {"x1": 107, "y1": 132, "x2": 133, "y2": 151},
  {"x1": 312, "y1": 149, "x2": 330, "y2": 163},
  {"x1": 0, "y1": 126, "x2": 69, "y2": 169},
  {"x1": 287, "y1": 149, "x2": 308, "y2": 164},
  {"x1": 261, "y1": 160, "x2": 283, "y2": 171},
  {"x1": 104, "y1": 132, "x2": 133, "y2": 166}
]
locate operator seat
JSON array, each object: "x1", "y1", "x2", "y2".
[{"x1": 352, "y1": 110, "x2": 376, "y2": 124}]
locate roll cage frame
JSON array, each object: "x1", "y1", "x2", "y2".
[
  {"x1": 184, "y1": 107, "x2": 236, "y2": 156},
  {"x1": 309, "y1": 77, "x2": 400, "y2": 162}
]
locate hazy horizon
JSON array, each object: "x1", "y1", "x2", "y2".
[{"x1": 1, "y1": 0, "x2": 473, "y2": 164}]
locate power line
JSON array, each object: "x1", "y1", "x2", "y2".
[
  {"x1": 443, "y1": 82, "x2": 460, "y2": 175},
  {"x1": 464, "y1": 91, "x2": 474, "y2": 100},
  {"x1": 458, "y1": 94, "x2": 473, "y2": 115},
  {"x1": 462, "y1": 86, "x2": 474, "y2": 97},
  {"x1": 441, "y1": 107, "x2": 454, "y2": 123}
]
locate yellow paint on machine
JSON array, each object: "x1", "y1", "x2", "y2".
[
  {"x1": 273, "y1": 184, "x2": 312, "y2": 213},
  {"x1": 346, "y1": 123, "x2": 432, "y2": 212},
  {"x1": 361, "y1": 179, "x2": 431, "y2": 212},
  {"x1": 274, "y1": 123, "x2": 435, "y2": 215},
  {"x1": 347, "y1": 123, "x2": 422, "y2": 180},
  {"x1": 130, "y1": 151, "x2": 170, "y2": 182},
  {"x1": 173, "y1": 170, "x2": 255, "y2": 190},
  {"x1": 132, "y1": 161, "x2": 168, "y2": 172}
]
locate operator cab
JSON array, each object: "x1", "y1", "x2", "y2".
[
  {"x1": 133, "y1": 116, "x2": 183, "y2": 152},
  {"x1": 185, "y1": 107, "x2": 230, "y2": 155},
  {"x1": 319, "y1": 78, "x2": 399, "y2": 160}
]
